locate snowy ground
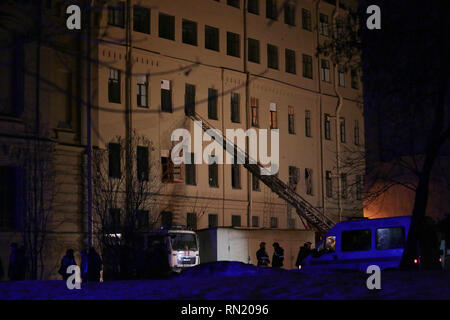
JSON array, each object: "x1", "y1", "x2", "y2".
[{"x1": 0, "y1": 262, "x2": 449, "y2": 300}]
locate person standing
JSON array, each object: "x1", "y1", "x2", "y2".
[
  {"x1": 256, "y1": 242, "x2": 270, "y2": 267},
  {"x1": 88, "y1": 247, "x2": 102, "y2": 282},
  {"x1": 58, "y1": 249, "x2": 76, "y2": 281},
  {"x1": 272, "y1": 242, "x2": 284, "y2": 268},
  {"x1": 295, "y1": 242, "x2": 312, "y2": 269}
]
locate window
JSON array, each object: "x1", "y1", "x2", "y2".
[
  {"x1": 324, "y1": 113, "x2": 331, "y2": 140},
  {"x1": 208, "y1": 156, "x2": 219, "y2": 188},
  {"x1": 288, "y1": 106, "x2": 295, "y2": 134},
  {"x1": 251, "y1": 98, "x2": 259, "y2": 127},
  {"x1": 305, "y1": 168, "x2": 313, "y2": 195},
  {"x1": 232, "y1": 215, "x2": 241, "y2": 227},
  {"x1": 356, "y1": 175, "x2": 362, "y2": 200},
  {"x1": 284, "y1": 3, "x2": 296, "y2": 26},
  {"x1": 208, "y1": 214, "x2": 218, "y2": 228},
  {"x1": 342, "y1": 230, "x2": 371, "y2": 252},
  {"x1": 302, "y1": 9, "x2": 312, "y2": 31},
  {"x1": 133, "y1": 6, "x2": 150, "y2": 34},
  {"x1": 270, "y1": 104, "x2": 277, "y2": 129},
  {"x1": 107, "y1": 2, "x2": 124, "y2": 27},
  {"x1": 354, "y1": 120, "x2": 360, "y2": 146},
  {"x1": 248, "y1": 0, "x2": 259, "y2": 14},
  {"x1": 137, "y1": 146, "x2": 149, "y2": 181},
  {"x1": 338, "y1": 65, "x2": 346, "y2": 87},
  {"x1": 326, "y1": 171, "x2": 333, "y2": 198},
  {"x1": 270, "y1": 217, "x2": 278, "y2": 228},
  {"x1": 137, "y1": 75, "x2": 148, "y2": 107},
  {"x1": 161, "y1": 156, "x2": 174, "y2": 182},
  {"x1": 302, "y1": 54, "x2": 313, "y2": 79},
  {"x1": 182, "y1": 19, "x2": 197, "y2": 46},
  {"x1": 232, "y1": 163, "x2": 241, "y2": 189},
  {"x1": 266, "y1": 0, "x2": 277, "y2": 20},
  {"x1": 289, "y1": 166, "x2": 299, "y2": 189},
  {"x1": 108, "y1": 208, "x2": 121, "y2": 233},
  {"x1": 0, "y1": 167, "x2": 17, "y2": 229},
  {"x1": 248, "y1": 38, "x2": 260, "y2": 64},
  {"x1": 252, "y1": 216, "x2": 259, "y2": 227},
  {"x1": 288, "y1": 218, "x2": 296, "y2": 229},
  {"x1": 208, "y1": 88, "x2": 218, "y2": 120},
  {"x1": 252, "y1": 173, "x2": 260, "y2": 191},
  {"x1": 376, "y1": 227, "x2": 405, "y2": 250},
  {"x1": 161, "y1": 211, "x2": 173, "y2": 228},
  {"x1": 341, "y1": 173, "x2": 347, "y2": 199},
  {"x1": 231, "y1": 93, "x2": 240, "y2": 123},
  {"x1": 285, "y1": 49, "x2": 296, "y2": 74},
  {"x1": 137, "y1": 210, "x2": 149, "y2": 230},
  {"x1": 184, "y1": 83, "x2": 196, "y2": 116},
  {"x1": 187, "y1": 212, "x2": 197, "y2": 230},
  {"x1": 159, "y1": 13, "x2": 175, "y2": 40},
  {"x1": 351, "y1": 69, "x2": 359, "y2": 89},
  {"x1": 267, "y1": 44, "x2": 279, "y2": 69},
  {"x1": 227, "y1": 32, "x2": 240, "y2": 57},
  {"x1": 108, "y1": 68, "x2": 121, "y2": 103},
  {"x1": 227, "y1": 0, "x2": 240, "y2": 8},
  {"x1": 319, "y1": 13, "x2": 329, "y2": 36},
  {"x1": 108, "y1": 143, "x2": 121, "y2": 179},
  {"x1": 305, "y1": 110, "x2": 312, "y2": 137},
  {"x1": 340, "y1": 117, "x2": 346, "y2": 143},
  {"x1": 161, "y1": 80, "x2": 172, "y2": 112},
  {"x1": 205, "y1": 25, "x2": 219, "y2": 51},
  {"x1": 320, "y1": 59, "x2": 331, "y2": 82},
  {"x1": 185, "y1": 153, "x2": 196, "y2": 185}
]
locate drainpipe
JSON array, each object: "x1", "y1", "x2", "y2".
[
  {"x1": 125, "y1": 0, "x2": 133, "y2": 222},
  {"x1": 86, "y1": 0, "x2": 93, "y2": 247}
]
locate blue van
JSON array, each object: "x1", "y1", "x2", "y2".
[{"x1": 303, "y1": 216, "x2": 412, "y2": 271}]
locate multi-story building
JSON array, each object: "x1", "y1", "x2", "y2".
[{"x1": 0, "y1": 0, "x2": 363, "y2": 278}]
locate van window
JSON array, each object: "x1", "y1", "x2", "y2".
[
  {"x1": 376, "y1": 227, "x2": 405, "y2": 250},
  {"x1": 170, "y1": 233, "x2": 198, "y2": 251},
  {"x1": 316, "y1": 235, "x2": 336, "y2": 254},
  {"x1": 341, "y1": 229, "x2": 371, "y2": 252}
]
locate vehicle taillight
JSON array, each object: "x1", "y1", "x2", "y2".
[
  {"x1": 439, "y1": 257, "x2": 442, "y2": 263},
  {"x1": 414, "y1": 259, "x2": 418, "y2": 264}
]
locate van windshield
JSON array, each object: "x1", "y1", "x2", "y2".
[{"x1": 170, "y1": 233, "x2": 198, "y2": 251}]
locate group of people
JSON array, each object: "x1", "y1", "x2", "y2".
[
  {"x1": 256, "y1": 241, "x2": 313, "y2": 269},
  {"x1": 58, "y1": 247, "x2": 103, "y2": 282}
]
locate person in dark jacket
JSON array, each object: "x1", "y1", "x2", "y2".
[
  {"x1": 256, "y1": 242, "x2": 270, "y2": 267},
  {"x1": 58, "y1": 249, "x2": 76, "y2": 281},
  {"x1": 8, "y1": 243, "x2": 19, "y2": 280},
  {"x1": 80, "y1": 248, "x2": 89, "y2": 283},
  {"x1": 272, "y1": 242, "x2": 284, "y2": 268},
  {"x1": 295, "y1": 242, "x2": 312, "y2": 269},
  {"x1": 88, "y1": 247, "x2": 102, "y2": 282}
]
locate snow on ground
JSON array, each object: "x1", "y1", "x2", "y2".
[{"x1": 0, "y1": 261, "x2": 449, "y2": 300}]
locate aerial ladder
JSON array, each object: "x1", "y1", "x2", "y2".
[{"x1": 187, "y1": 111, "x2": 335, "y2": 234}]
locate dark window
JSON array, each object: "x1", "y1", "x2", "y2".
[
  {"x1": 342, "y1": 229, "x2": 371, "y2": 252},
  {"x1": 208, "y1": 156, "x2": 219, "y2": 188},
  {"x1": 133, "y1": 6, "x2": 150, "y2": 34},
  {"x1": 208, "y1": 88, "x2": 218, "y2": 120},
  {"x1": 159, "y1": 13, "x2": 175, "y2": 40},
  {"x1": 354, "y1": 120, "x2": 360, "y2": 145},
  {"x1": 267, "y1": 44, "x2": 278, "y2": 69},
  {"x1": 248, "y1": 38, "x2": 260, "y2": 64},
  {"x1": 326, "y1": 171, "x2": 333, "y2": 198},
  {"x1": 305, "y1": 168, "x2": 313, "y2": 195},
  {"x1": 205, "y1": 25, "x2": 219, "y2": 51},
  {"x1": 340, "y1": 117, "x2": 346, "y2": 143},
  {"x1": 137, "y1": 75, "x2": 148, "y2": 107},
  {"x1": 305, "y1": 110, "x2": 311, "y2": 137},
  {"x1": 252, "y1": 216, "x2": 259, "y2": 227},
  {"x1": 341, "y1": 173, "x2": 347, "y2": 199},
  {"x1": 137, "y1": 146, "x2": 149, "y2": 181},
  {"x1": 208, "y1": 214, "x2": 218, "y2": 228},
  {"x1": 108, "y1": 208, "x2": 121, "y2": 233},
  {"x1": 161, "y1": 211, "x2": 173, "y2": 228},
  {"x1": 231, "y1": 93, "x2": 240, "y2": 123},
  {"x1": 185, "y1": 83, "x2": 196, "y2": 116},
  {"x1": 232, "y1": 215, "x2": 241, "y2": 227},
  {"x1": 288, "y1": 166, "x2": 299, "y2": 189},
  {"x1": 356, "y1": 175, "x2": 362, "y2": 200},
  {"x1": 251, "y1": 97, "x2": 259, "y2": 127},
  {"x1": 137, "y1": 210, "x2": 149, "y2": 230},
  {"x1": 288, "y1": 106, "x2": 295, "y2": 134},
  {"x1": 227, "y1": 0, "x2": 240, "y2": 8},
  {"x1": 270, "y1": 217, "x2": 278, "y2": 228},
  {"x1": 302, "y1": 8, "x2": 311, "y2": 31},
  {"x1": 0, "y1": 167, "x2": 17, "y2": 229},
  {"x1": 284, "y1": 3, "x2": 296, "y2": 26},
  {"x1": 248, "y1": 0, "x2": 259, "y2": 14},
  {"x1": 232, "y1": 164, "x2": 241, "y2": 189},
  {"x1": 108, "y1": 143, "x2": 121, "y2": 179},
  {"x1": 182, "y1": 19, "x2": 197, "y2": 46},
  {"x1": 161, "y1": 157, "x2": 174, "y2": 182},
  {"x1": 161, "y1": 80, "x2": 172, "y2": 112},
  {"x1": 338, "y1": 65, "x2": 346, "y2": 87},
  {"x1": 108, "y1": 68, "x2": 121, "y2": 103},
  {"x1": 376, "y1": 227, "x2": 405, "y2": 250},
  {"x1": 285, "y1": 49, "x2": 296, "y2": 74},
  {"x1": 351, "y1": 69, "x2": 359, "y2": 89},
  {"x1": 302, "y1": 54, "x2": 313, "y2": 79},
  {"x1": 252, "y1": 173, "x2": 260, "y2": 191},
  {"x1": 107, "y1": 3, "x2": 124, "y2": 27},
  {"x1": 319, "y1": 13, "x2": 329, "y2": 36},
  {"x1": 324, "y1": 113, "x2": 331, "y2": 140},
  {"x1": 320, "y1": 59, "x2": 331, "y2": 82},
  {"x1": 266, "y1": 0, "x2": 278, "y2": 20},
  {"x1": 227, "y1": 32, "x2": 240, "y2": 57},
  {"x1": 185, "y1": 153, "x2": 196, "y2": 185},
  {"x1": 187, "y1": 212, "x2": 197, "y2": 230}
]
